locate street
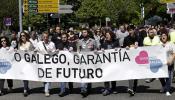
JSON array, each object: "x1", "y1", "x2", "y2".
[{"x1": 0, "y1": 79, "x2": 175, "y2": 100}]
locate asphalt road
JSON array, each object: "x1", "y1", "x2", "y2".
[{"x1": 0, "y1": 79, "x2": 175, "y2": 100}]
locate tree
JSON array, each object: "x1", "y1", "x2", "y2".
[
  {"x1": 0, "y1": 0, "x2": 18, "y2": 31},
  {"x1": 76, "y1": 0, "x2": 108, "y2": 26},
  {"x1": 22, "y1": 14, "x2": 46, "y2": 31}
]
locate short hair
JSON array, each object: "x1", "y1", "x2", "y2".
[
  {"x1": 42, "y1": 31, "x2": 49, "y2": 36},
  {"x1": 148, "y1": 28, "x2": 155, "y2": 33},
  {"x1": 127, "y1": 25, "x2": 135, "y2": 31},
  {"x1": 61, "y1": 33, "x2": 68, "y2": 38},
  {"x1": 159, "y1": 28, "x2": 168, "y2": 35}
]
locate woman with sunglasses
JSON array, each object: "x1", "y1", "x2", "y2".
[
  {"x1": 0, "y1": 36, "x2": 14, "y2": 96},
  {"x1": 18, "y1": 32, "x2": 34, "y2": 97}
]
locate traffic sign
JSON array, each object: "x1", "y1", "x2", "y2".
[
  {"x1": 4, "y1": 18, "x2": 12, "y2": 26},
  {"x1": 167, "y1": 8, "x2": 175, "y2": 14},
  {"x1": 23, "y1": 0, "x2": 28, "y2": 4},
  {"x1": 38, "y1": 8, "x2": 59, "y2": 13},
  {"x1": 24, "y1": 4, "x2": 58, "y2": 9},
  {"x1": 37, "y1": 0, "x2": 58, "y2": 4},
  {"x1": 105, "y1": 17, "x2": 111, "y2": 22},
  {"x1": 58, "y1": 10, "x2": 73, "y2": 14},
  {"x1": 28, "y1": 0, "x2": 37, "y2": 4},
  {"x1": 167, "y1": 3, "x2": 175, "y2": 9},
  {"x1": 58, "y1": 5, "x2": 73, "y2": 14},
  {"x1": 59, "y1": 5, "x2": 73, "y2": 9},
  {"x1": 23, "y1": 0, "x2": 59, "y2": 14},
  {"x1": 160, "y1": 0, "x2": 175, "y2": 3}
]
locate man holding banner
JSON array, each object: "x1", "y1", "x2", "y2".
[
  {"x1": 143, "y1": 28, "x2": 161, "y2": 83},
  {"x1": 36, "y1": 32, "x2": 56, "y2": 97},
  {"x1": 123, "y1": 25, "x2": 139, "y2": 96},
  {"x1": 78, "y1": 28, "x2": 98, "y2": 97},
  {"x1": 55, "y1": 33, "x2": 77, "y2": 97}
]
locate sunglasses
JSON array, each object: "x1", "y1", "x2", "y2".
[
  {"x1": 1, "y1": 39, "x2": 6, "y2": 42},
  {"x1": 21, "y1": 34, "x2": 26, "y2": 37},
  {"x1": 83, "y1": 31, "x2": 87, "y2": 33},
  {"x1": 62, "y1": 37, "x2": 67, "y2": 38}
]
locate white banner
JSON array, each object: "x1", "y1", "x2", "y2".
[{"x1": 0, "y1": 46, "x2": 168, "y2": 82}]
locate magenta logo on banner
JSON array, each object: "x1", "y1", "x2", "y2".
[
  {"x1": 135, "y1": 51, "x2": 163, "y2": 73},
  {"x1": 135, "y1": 51, "x2": 149, "y2": 64}
]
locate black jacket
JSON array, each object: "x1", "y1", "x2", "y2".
[
  {"x1": 123, "y1": 35, "x2": 138, "y2": 48},
  {"x1": 101, "y1": 39, "x2": 119, "y2": 49},
  {"x1": 56, "y1": 41, "x2": 77, "y2": 52}
]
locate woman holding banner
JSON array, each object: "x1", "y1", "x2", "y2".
[
  {"x1": 18, "y1": 32, "x2": 34, "y2": 97},
  {"x1": 100, "y1": 31, "x2": 119, "y2": 96},
  {"x1": 0, "y1": 36, "x2": 14, "y2": 96},
  {"x1": 159, "y1": 31, "x2": 175, "y2": 96}
]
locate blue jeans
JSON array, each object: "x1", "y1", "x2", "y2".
[
  {"x1": 128, "y1": 80, "x2": 137, "y2": 92},
  {"x1": 160, "y1": 64, "x2": 174, "y2": 92},
  {"x1": 81, "y1": 83, "x2": 87, "y2": 92},
  {"x1": 23, "y1": 80, "x2": 29, "y2": 91},
  {"x1": 81, "y1": 83, "x2": 91, "y2": 92},
  {"x1": 60, "y1": 82, "x2": 66, "y2": 93},
  {"x1": 44, "y1": 82, "x2": 51, "y2": 93}
]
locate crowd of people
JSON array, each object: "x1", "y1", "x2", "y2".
[{"x1": 0, "y1": 24, "x2": 175, "y2": 98}]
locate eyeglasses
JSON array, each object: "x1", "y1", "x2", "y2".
[
  {"x1": 83, "y1": 31, "x2": 87, "y2": 33},
  {"x1": 1, "y1": 39, "x2": 6, "y2": 42},
  {"x1": 62, "y1": 37, "x2": 67, "y2": 39},
  {"x1": 21, "y1": 34, "x2": 26, "y2": 37},
  {"x1": 149, "y1": 32, "x2": 154, "y2": 34}
]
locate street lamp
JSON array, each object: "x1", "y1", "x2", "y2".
[{"x1": 19, "y1": 0, "x2": 23, "y2": 32}]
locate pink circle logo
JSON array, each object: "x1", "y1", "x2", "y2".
[{"x1": 135, "y1": 51, "x2": 149, "y2": 64}]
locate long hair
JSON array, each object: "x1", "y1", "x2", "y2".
[
  {"x1": 0, "y1": 36, "x2": 10, "y2": 48},
  {"x1": 105, "y1": 30, "x2": 116, "y2": 42},
  {"x1": 19, "y1": 32, "x2": 30, "y2": 45}
]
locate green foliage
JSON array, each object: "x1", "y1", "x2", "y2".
[
  {"x1": 0, "y1": 0, "x2": 170, "y2": 31},
  {"x1": 76, "y1": 0, "x2": 108, "y2": 19},
  {"x1": 22, "y1": 14, "x2": 46, "y2": 30},
  {"x1": 0, "y1": 0, "x2": 18, "y2": 30}
]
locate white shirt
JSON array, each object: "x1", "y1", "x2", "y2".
[
  {"x1": 36, "y1": 41, "x2": 56, "y2": 54},
  {"x1": 19, "y1": 42, "x2": 32, "y2": 51},
  {"x1": 162, "y1": 42, "x2": 175, "y2": 65},
  {"x1": 30, "y1": 38, "x2": 39, "y2": 48},
  {"x1": 116, "y1": 30, "x2": 129, "y2": 47},
  {"x1": 0, "y1": 46, "x2": 14, "y2": 52}
]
